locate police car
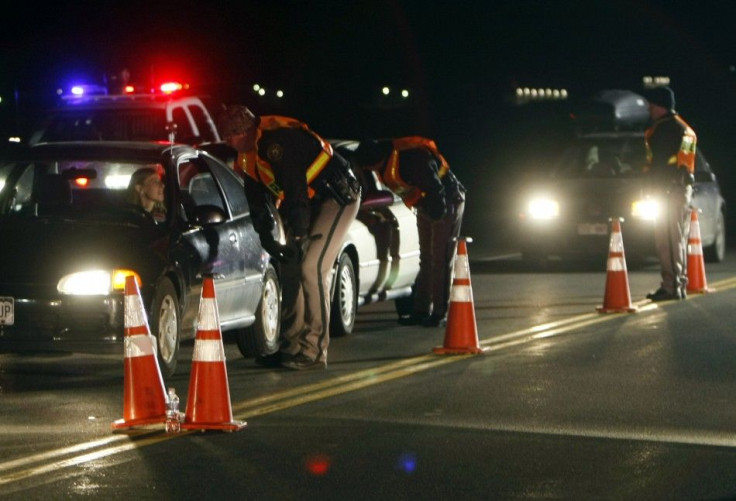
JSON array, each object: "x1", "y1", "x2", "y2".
[
  {"x1": 28, "y1": 81, "x2": 221, "y2": 146},
  {"x1": 517, "y1": 89, "x2": 726, "y2": 265}
]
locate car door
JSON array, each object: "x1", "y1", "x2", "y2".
[
  {"x1": 175, "y1": 157, "x2": 247, "y2": 329},
  {"x1": 204, "y1": 155, "x2": 265, "y2": 328}
]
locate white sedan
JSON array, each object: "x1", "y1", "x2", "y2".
[{"x1": 329, "y1": 140, "x2": 421, "y2": 336}]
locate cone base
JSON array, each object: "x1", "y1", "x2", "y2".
[
  {"x1": 433, "y1": 346, "x2": 487, "y2": 355},
  {"x1": 181, "y1": 420, "x2": 247, "y2": 432},
  {"x1": 596, "y1": 305, "x2": 638, "y2": 314},
  {"x1": 687, "y1": 286, "x2": 714, "y2": 294},
  {"x1": 111, "y1": 415, "x2": 167, "y2": 430}
]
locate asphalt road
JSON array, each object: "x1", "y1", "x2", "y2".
[{"x1": 3, "y1": 247, "x2": 736, "y2": 500}]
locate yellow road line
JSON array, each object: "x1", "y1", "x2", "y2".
[{"x1": 0, "y1": 279, "x2": 732, "y2": 486}]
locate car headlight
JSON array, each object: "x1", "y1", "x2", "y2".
[
  {"x1": 631, "y1": 198, "x2": 660, "y2": 221},
  {"x1": 526, "y1": 196, "x2": 559, "y2": 220},
  {"x1": 57, "y1": 269, "x2": 141, "y2": 295}
]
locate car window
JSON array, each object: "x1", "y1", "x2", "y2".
[
  {"x1": 0, "y1": 158, "x2": 169, "y2": 221},
  {"x1": 177, "y1": 159, "x2": 228, "y2": 217},
  {"x1": 189, "y1": 105, "x2": 216, "y2": 143},
  {"x1": 171, "y1": 107, "x2": 193, "y2": 141},
  {"x1": 205, "y1": 157, "x2": 249, "y2": 217}
]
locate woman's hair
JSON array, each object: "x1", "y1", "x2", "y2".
[{"x1": 126, "y1": 167, "x2": 160, "y2": 205}]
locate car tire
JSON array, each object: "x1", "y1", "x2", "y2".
[
  {"x1": 236, "y1": 264, "x2": 282, "y2": 358},
  {"x1": 331, "y1": 252, "x2": 357, "y2": 337},
  {"x1": 704, "y1": 210, "x2": 726, "y2": 263},
  {"x1": 150, "y1": 277, "x2": 180, "y2": 377}
]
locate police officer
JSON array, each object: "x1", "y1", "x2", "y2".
[
  {"x1": 642, "y1": 86, "x2": 696, "y2": 301},
  {"x1": 355, "y1": 137, "x2": 465, "y2": 327},
  {"x1": 218, "y1": 106, "x2": 361, "y2": 369}
]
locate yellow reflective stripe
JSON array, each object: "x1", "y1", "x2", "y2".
[{"x1": 306, "y1": 150, "x2": 331, "y2": 183}]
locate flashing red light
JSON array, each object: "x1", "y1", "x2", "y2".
[
  {"x1": 160, "y1": 81, "x2": 184, "y2": 94},
  {"x1": 74, "y1": 178, "x2": 90, "y2": 187}
]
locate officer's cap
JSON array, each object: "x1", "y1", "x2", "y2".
[
  {"x1": 218, "y1": 105, "x2": 257, "y2": 138},
  {"x1": 642, "y1": 86, "x2": 676, "y2": 112}
]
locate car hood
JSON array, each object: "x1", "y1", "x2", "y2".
[{"x1": 0, "y1": 215, "x2": 167, "y2": 286}]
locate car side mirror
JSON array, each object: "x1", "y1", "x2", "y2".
[
  {"x1": 360, "y1": 189, "x2": 394, "y2": 209},
  {"x1": 192, "y1": 205, "x2": 227, "y2": 226}
]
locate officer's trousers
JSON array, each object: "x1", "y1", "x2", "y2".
[
  {"x1": 653, "y1": 184, "x2": 692, "y2": 295},
  {"x1": 412, "y1": 201, "x2": 465, "y2": 318},
  {"x1": 280, "y1": 197, "x2": 360, "y2": 362}
]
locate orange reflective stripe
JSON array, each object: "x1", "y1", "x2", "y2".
[{"x1": 383, "y1": 149, "x2": 423, "y2": 207}]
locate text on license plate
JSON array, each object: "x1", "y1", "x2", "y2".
[
  {"x1": 577, "y1": 223, "x2": 608, "y2": 236},
  {"x1": 0, "y1": 297, "x2": 14, "y2": 325}
]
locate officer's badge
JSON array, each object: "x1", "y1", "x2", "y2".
[{"x1": 267, "y1": 143, "x2": 284, "y2": 162}]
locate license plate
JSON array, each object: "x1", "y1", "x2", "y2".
[
  {"x1": 577, "y1": 223, "x2": 608, "y2": 236},
  {"x1": 0, "y1": 296, "x2": 14, "y2": 325}
]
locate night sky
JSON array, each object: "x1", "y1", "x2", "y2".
[{"x1": 2, "y1": 0, "x2": 736, "y2": 205}]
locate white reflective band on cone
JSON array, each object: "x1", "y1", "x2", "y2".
[
  {"x1": 688, "y1": 244, "x2": 703, "y2": 255},
  {"x1": 124, "y1": 295, "x2": 148, "y2": 328},
  {"x1": 454, "y1": 255, "x2": 469, "y2": 279},
  {"x1": 607, "y1": 257, "x2": 626, "y2": 272},
  {"x1": 609, "y1": 233, "x2": 624, "y2": 252},
  {"x1": 197, "y1": 299, "x2": 220, "y2": 330},
  {"x1": 450, "y1": 284, "x2": 472, "y2": 302},
  {"x1": 193, "y1": 339, "x2": 226, "y2": 362},
  {"x1": 124, "y1": 334, "x2": 155, "y2": 358}
]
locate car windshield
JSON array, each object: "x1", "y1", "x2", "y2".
[
  {"x1": 0, "y1": 158, "x2": 169, "y2": 223},
  {"x1": 554, "y1": 135, "x2": 647, "y2": 179}
]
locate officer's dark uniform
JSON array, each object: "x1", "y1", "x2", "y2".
[
  {"x1": 642, "y1": 87, "x2": 696, "y2": 301},
  {"x1": 222, "y1": 109, "x2": 361, "y2": 369},
  {"x1": 356, "y1": 137, "x2": 466, "y2": 327}
]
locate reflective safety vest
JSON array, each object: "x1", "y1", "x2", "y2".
[
  {"x1": 236, "y1": 116, "x2": 333, "y2": 200},
  {"x1": 645, "y1": 114, "x2": 696, "y2": 174},
  {"x1": 382, "y1": 137, "x2": 450, "y2": 208}
]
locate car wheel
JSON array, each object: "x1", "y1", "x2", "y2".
[
  {"x1": 236, "y1": 264, "x2": 281, "y2": 358},
  {"x1": 704, "y1": 210, "x2": 726, "y2": 263},
  {"x1": 150, "y1": 278, "x2": 180, "y2": 377},
  {"x1": 331, "y1": 252, "x2": 357, "y2": 337}
]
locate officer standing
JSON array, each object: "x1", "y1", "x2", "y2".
[
  {"x1": 355, "y1": 137, "x2": 466, "y2": 327},
  {"x1": 642, "y1": 86, "x2": 696, "y2": 301},
  {"x1": 218, "y1": 106, "x2": 361, "y2": 369}
]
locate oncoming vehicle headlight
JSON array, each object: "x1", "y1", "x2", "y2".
[
  {"x1": 631, "y1": 198, "x2": 660, "y2": 221},
  {"x1": 58, "y1": 269, "x2": 141, "y2": 295},
  {"x1": 526, "y1": 196, "x2": 559, "y2": 220}
]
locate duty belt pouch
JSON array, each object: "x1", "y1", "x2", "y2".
[{"x1": 318, "y1": 161, "x2": 361, "y2": 206}]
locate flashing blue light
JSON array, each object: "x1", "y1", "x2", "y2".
[{"x1": 68, "y1": 84, "x2": 108, "y2": 97}]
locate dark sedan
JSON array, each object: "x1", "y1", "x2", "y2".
[
  {"x1": 517, "y1": 130, "x2": 726, "y2": 265},
  {"x1": 0, "y1": 142, "x2": 281, "y2": 375}
]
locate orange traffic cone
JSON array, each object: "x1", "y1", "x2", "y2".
[
  {"x1": 181, "y1": 277, "x2": 246, "y2": 432},
  {"x1": 687, "y1": 209, "x2": 714, "y2": 294},
  {"x1": 112, "y1": 276, "x2": 168, "y2": 429},
  {"x1": 597, "y1": 219, "x2": 638, "y2": 313},
  {"x1": 433, "y1": 237, "x2": 486, "y2": 355}
]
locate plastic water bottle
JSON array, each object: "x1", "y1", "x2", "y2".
[{"x1": 165, "y1": 387, "x2": 181, "y2": 433}]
